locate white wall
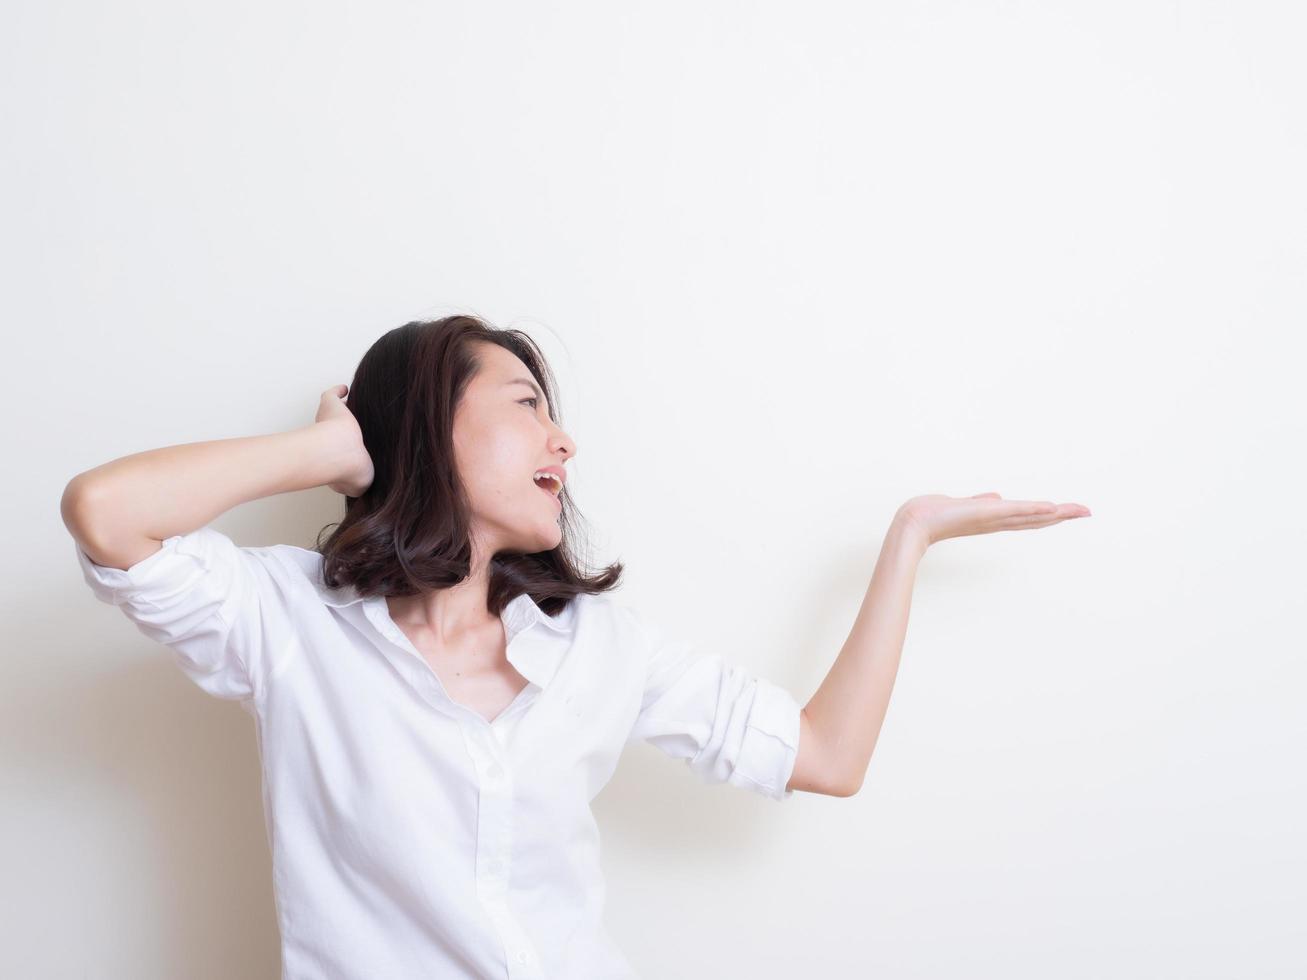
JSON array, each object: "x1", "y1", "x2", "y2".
[{"x1": 5, "y1": 1, "x2": 1304, "y2": 976}]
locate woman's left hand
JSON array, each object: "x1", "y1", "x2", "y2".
[{"x1": 894, "y1": 492, "x2": 1091, "y2": 550}]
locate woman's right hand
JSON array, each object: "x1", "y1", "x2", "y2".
[{"x1": 315, "y1": 384, "x2": 375, "y2": 498}]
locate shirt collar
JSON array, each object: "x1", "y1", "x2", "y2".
[
  {"x1": 319, "y1": 582, "x2": 566, "y2": 630},
  {"x1": 303, "y1": 553, "x2": 572, "y2": 689}
]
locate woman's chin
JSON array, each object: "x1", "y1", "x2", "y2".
[{"x1": 513, "y1": 521, "x2": 561, "y2": 555}]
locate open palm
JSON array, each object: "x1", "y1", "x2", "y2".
[{"x1": 896, "y1": 492, "x2": 1091, "y2": 549}]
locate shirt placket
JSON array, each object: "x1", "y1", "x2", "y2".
[
  {"x1": 462, "y1": 719, "x2": 547, "y2": 979},
  {"x1": 361, "y1": 597, "x2": 548, "y2": 979}
]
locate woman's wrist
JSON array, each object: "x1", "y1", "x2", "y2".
[{"x1": 306, "y1": 419, "x2": 374, "y2": 497}]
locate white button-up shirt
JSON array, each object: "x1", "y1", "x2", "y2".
[{"x1": 74, "y1": 526, "x2": 802, "y2": 979}]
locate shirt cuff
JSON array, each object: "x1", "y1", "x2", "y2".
[
  {"x1": 74, "y1": 532, "x2": 193, "y2": 608},
  {"x1": 732, "y1": 677, "x2": 802, "y2": 802}
]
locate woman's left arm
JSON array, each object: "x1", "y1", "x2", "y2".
[{"x1": 790, "y1": 492, "x2": 1091, "y2": 797}]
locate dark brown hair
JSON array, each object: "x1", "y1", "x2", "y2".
[{"x1": 314, "y1": 314, "x2": 623, "y2": 618}]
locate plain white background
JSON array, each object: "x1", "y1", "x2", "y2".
[{"x1": 4, "y1": 1, "x2": 1304, "y2": 976}]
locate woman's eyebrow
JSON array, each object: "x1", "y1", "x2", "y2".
[{"x1": 505, "y1": 377, "x2": 548, "y2": 410}]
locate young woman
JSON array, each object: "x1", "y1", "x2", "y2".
[{"x1": 62, "y1": 314, "x2": 1090, "y2": 978}]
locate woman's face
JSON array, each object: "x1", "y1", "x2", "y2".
[{"x1": 452, "y1": 344, "x2": 576, "y2": 557}]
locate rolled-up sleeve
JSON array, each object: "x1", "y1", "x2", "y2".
[
  {"x1": 74, "y1": 526, "x2": 295, "y2": 703},
  {"x1": 624, "y1": 609, "x2": 801, "y2": 802}
]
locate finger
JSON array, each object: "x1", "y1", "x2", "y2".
[
  {"x1": 993, "y1": 510, "x2": 1082, "y2": 529},
  {"x1": 1035, "y1": 502, "x2": 1091, "y2": 518},
  {"x1": 990, "y1": 514, "x2": 1064, "y2": 531},
  {"x1": 1032, "y1": 500, "x2": 1090, "y2": 517},
  {"x1": 993, "y1": 501, "x2": 1066, "y2": 525},
  {"x1": 969, "y1": 492, "x2": 1002, "y2": 499},
  {"x1": 990, "y1": 499, "x2": 1057, "y2": 518}
]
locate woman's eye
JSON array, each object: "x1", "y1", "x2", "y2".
[{"x1": 520, "y1": 398, "x2": 538, "y2": 409}]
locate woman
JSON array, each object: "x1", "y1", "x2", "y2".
[{"x1": 62, "y1": 314, "x2": 1090, "y2": 978}]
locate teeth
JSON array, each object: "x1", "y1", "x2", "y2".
[{"x1": 533, "y1": 471, "x2": 563, "y2": 495}]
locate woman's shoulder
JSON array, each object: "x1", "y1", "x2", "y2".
[
  {"x1": 259, "y1": 543, "x2": 363, "y2": 607},
  {"x1": 572, "y1": 591, "x2": 650, "y2": 639},
  {"x1": 555, "y1": 590, "x2": 633, "y2": 634},
  {"x1": 265, "y1": 542, "x2": 323, "y2": 576}
]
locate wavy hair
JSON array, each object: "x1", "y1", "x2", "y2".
[{"x1": 314, "y1": 315, "x2": 623, "y2": 618}]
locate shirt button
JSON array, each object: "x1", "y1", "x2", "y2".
[
  {"x1": 487, "y1": 858, "x2": 503, "y2": 873},
  {"x1": 486, "y1": 763, "x2": 503, "y2": 779},
  {"x1": 516, "y1": 951, "x2": 529, "y2": 964}
]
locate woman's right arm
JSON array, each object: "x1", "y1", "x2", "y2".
[{"x1": 61, "y1": 387, "x2": 371, "y2": 571}]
